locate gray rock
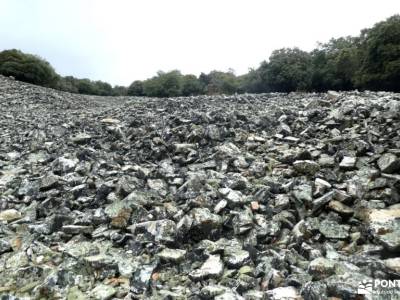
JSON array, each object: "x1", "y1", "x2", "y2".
[
  {"x1": 90, "y1": 284, "x2": 116, "y2": 300},
  {"x1": 318, "y1": 154, "x2": 335, "y2": 167},
  {"x1": 2, "y1": 76, "x2": 400, "y2": 299},
  {"x1": 147, "y1": 178, "x2": 167, "y2": 195},
  {"x1": 190, "y1": 207, "x2": 222, "y2": 235},
  {"x1": 242, "y1": 290, "x2": 265, "y2": 300},
  {"x1": 378, "y1": 153, "x2": 400, "y2": 173},
  {"x1": 319, "y1": 219, "x2": 350, "y2": 239},
  {"x1": 0, "y1": 239, "x2": 12, "y2": 254},
  {"x1": 131, "y1": 263, "x2": 157, "y2": 294},
  {"x1": 312, "y1": 191, "x2": 335, "y2": 214},
  {"x1": 72, "y1": 133, "x2": 92, "y2": 144},
  {"x1": 130, "y1": 219, "x2": 177, "y2": 243},
  {"x1": 52, "y1": 156, "x2": 78, "y2": 174},
  {"x1": 293, "y1": 160, "x2": 320, "y2": 175},
  {"x1": 307, "y1": 257, "x2": 336, "y2": 280},
  {"x1": 40, "y1": 174, "x2": 60, "y2": 191},
  {"x1": 0, "y1": 209, "x2": 22, "y2": 222},
  {"x1": 214, "y1": 199, "x2": 228, "y2": 213},
  {"x1": 266, "y1": 287, "x2": 301, "y2": 300},
  {"x1": 157, "y1": 248, "x2": 187, "y2": 262},
  {"x1": 219, "y1": 188, "x2": 248, "y2": 206},
  {"x1": 339, "y1": 156, "x2": 357, "y2": 170},
  {"x1": 324, "y1": 273, "x2": 374, "y2": 300},
  {"x1": 300, "y1": 281, "x2": 328, "y2": 300},
  {"x1": 328, "y1": 200, "x2": 354, "y2": 216},
  {"x1": 293, "y1": 184, "x2": 313, "y2": 203},
  {"x1": 61, "y1": 225, "x2": 94, "y2": 235},
  {"x1": 274, "y1": 194, "x2": 290, "y2": 210},
  {"x1": 327, "y1": 90, "x2": 341, "y2": 99},
  {"x1": 364, "y1": 208, "x2": 400, "y2": 251},
  {"x1": 224, "y1": 246, "x2": 250, "y2": 268},
  {"x1": 200, "y1": 285, "x2": 228, "y2": 298},
  {"x1": 232, "y1": 209, "x2": 253, "y2": 235},
  {"x1": 384, "y1": 257, "x2": 400, "y2": 273},
  {"x1": 189, "y1": 255, "x2": 224, "y2": 281}
]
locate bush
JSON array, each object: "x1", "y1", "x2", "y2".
[
  {"x1": 0, "y1": 49, "x2": 58, "y2": 87},
  {"x1": 143, "y1": 70, "x2": 183, "y2": 97},
  {"x1": 202, "y1": 70, "x2": 239, "y2": 94},
  {"x1": 56, "y1": 76, "x2": 79, "y2": 93},
  {"x1": 113, "y1": 85, "x2": 128, "y2": 96},
  {"x1": 127, "y1": 80, "x2": 144, "y2": 96},
  {"x1": 181, "y1": 74, "x2": 204, "y2": 96}
]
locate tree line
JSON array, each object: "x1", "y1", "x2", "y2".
[{"x1": 1, "y1": 15, "x2": 399, "y2": 96}]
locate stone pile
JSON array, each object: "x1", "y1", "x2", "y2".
[{"x1": 0, "y1": 75, "x2": 400, "y2": 299}]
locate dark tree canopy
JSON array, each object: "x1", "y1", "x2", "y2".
[
  {"x1": 310, "y1": 37, "x2": 361, "y2": 91},
  {"x1": 265, "y1": 48, "x2": 312, "y2": 92},
  {"x1": 1, "y1": 14, "x2": 399, "y2": 96},
  {"x1": 181, "y1": 74, "x2": 204, "y2": 96},
  {"x1": 356, "y1": 15, "x2": 400, "y2": 91},
  {"x1": 0, "y1": 49, "x2": 57, "y2": 87},
  {"x1": 202, "y1": 71, "x2": 239, "y2": 95},
  {"x1": 127, "y1": 80, "x2": 144, "y2": 96},
  {"x1": 142, "y1": 70, "x2": 183, "y2": 97}
]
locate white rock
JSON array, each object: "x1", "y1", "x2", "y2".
[
  {"x1": 189, "y1": 255, "x2": 224, "y2": 280},
  {"x1": 101, "y1": 118, "x2": 120, "y2": 124},
  {"x1": 0, "y1": 209, "x2": 22, "y2": 222},
  {"x1": 339, "y1": 156, "x2": 356, "y2": 169},
  {"x1": 266, "y1": 286, "x2": 301, "y2": 300},
  {"x1": 157, "y1": 248, "x2": 187, "y2": 262}
]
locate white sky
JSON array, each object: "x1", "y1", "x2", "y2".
[{"x1": 1, "y1": 0, "x2": 399, "y2": 86}]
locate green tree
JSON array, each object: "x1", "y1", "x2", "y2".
[
  {"x1": 311, "y1": 37, "x2": 361, "y2": 91},
  {"x1": 94, "y1": 80, "x2": 113, "y2": 96},
  {"x1": 0, "y1": 49, "x2": 58, "y2": 87},
  {"x1": 356, "y1": 15, "x2": 400, "y2": 91},
  {"x1": 240, "y1": 64, "x2": 271, "y2": 93},
  {"x1": 127, "y1": 80, "x2": 144, "y2": 96},
  {"x1": 77, "y1": 78, "x2": 98, "y2": 95},
  {"x1": 181, "y1": 74, "x2": 204, "y2": 96},
  {"x1": 56, "y1": 76, "x2": 79, "y2": 93},
  {"x1": 204, "y1": 70, "x2": 238, "y2": 94},
  {"x1": 143, "y1": 70, "x2": 183, "y2": 97},
  {"x1": 265, "y1": 48, "x2": 312, "y2": 92},
  {"x1": 113, "y1": 85, "x2": 128, "y2": 96}
]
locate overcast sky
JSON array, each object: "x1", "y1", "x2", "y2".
[{"x1": 1, "y1": 0, "x2": 399, "y2": 86}]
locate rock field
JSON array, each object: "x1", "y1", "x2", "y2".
[{"x1": 0, "y1": 75, "x2": 400, "y2": 299}]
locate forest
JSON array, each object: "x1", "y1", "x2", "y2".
[{"x1": 0, "y1": 15, "x2": 399, "y2": 96}]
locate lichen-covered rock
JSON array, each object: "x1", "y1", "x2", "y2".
[
  {"x1": 223, "y1": 246, "x2": 250, "y2": 268},
  {"x1": 328, "y1": 200, "x2": 354, "y2": 216},
  {"x1": 319, "y1": 219, "x2": 350, "y2": 239},
  {"x1": 190, "y1": 207, "x2": 222, "y2": 236},
  {"x1": 189, "y1": 255, "x2": 224, "y2": 281},
  {"x1": 157, "y1": 248, "x2": 187, "y2": 263},
  {"x1": 378, "y1": 153, "x2": 400, "y2": 173},
  {"x1": 339, "y1": 156, "x2": 357, "y2": 170},
  {"x1": 0, "y1": 76, "x2": 399, "y2": 299},
  {"x1": 266, "y1": 286, "x2": 301, "y2": 300},
  {"x1": 293, "y1": 160, "x2": 320, "y2": 175},
  {"x1": 0, "y1": 238, "x2": 12, "y2": 254},
  {"x1": 90, "y1": 284, "x2": 116, "y2": 300},
  {"x1": 307, "y1": 257, "x2": 336, "y2": 280},
  {"x1": 0, "y1": 209, "x2": 22, "y2": 222},
  {"x1": 129, "y1": 219, "x2": 177, "y2": 243},
  {"x1": 363, "y1": 208, "x2": 400, "y2": 251}
]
